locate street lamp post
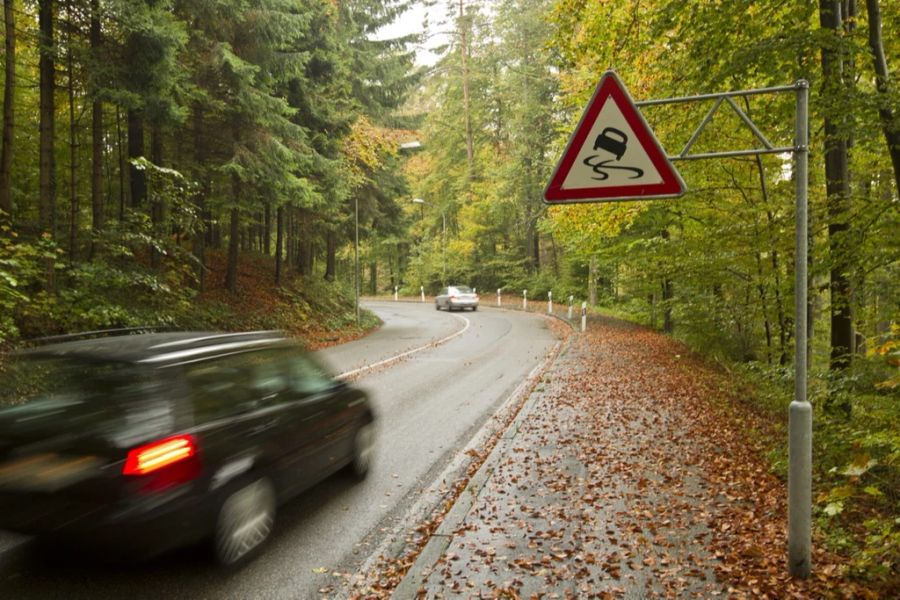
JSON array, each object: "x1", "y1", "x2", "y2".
[
  {"x1": 412, "y1": 198, "x2": 446, "y2": 286},
  {"x1": 354, "y1": 195, "x2": 360, "y2": 326}
]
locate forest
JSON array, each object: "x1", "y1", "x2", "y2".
[
  {"x1": 0, "y1": 0, "x2": 419, "y2": 341},
  {"x1": 0, "y1": 0, "x2": 897, "y2": 589}
]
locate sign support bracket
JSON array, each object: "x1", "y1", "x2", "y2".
[{"x1": 634, "y1": 80, "x2": 812, "y2": 578}]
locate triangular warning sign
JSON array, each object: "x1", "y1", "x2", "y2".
[{"x1": 544, "y1": 71, "x2": 685, "y2": 203}]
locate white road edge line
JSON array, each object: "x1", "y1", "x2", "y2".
[{"x1": 334, "y1": 313, "x2": 471, "y2": 380}]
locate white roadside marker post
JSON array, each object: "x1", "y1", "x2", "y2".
[
  {"x1": 581, "y1": 302, "x2": 587, "y2": 332},
  {"x1": 548, "y1": 291, "x2": 553, "y2": 314},
  {"x1": 420, "y1": 286, "x2": 425, "y2": 303},
  {"x1": 523, "y1": 289, "x2": 527, "y2": 311},
  {"x1": 394, "y1": 286, "x2": 398, "y2": 302},
  {"x1": 497, "y1": 288, "x2": 501, "y2": 307},
  {"x1": 568, "y1": 295, "x2": 574, "y2": 320}
]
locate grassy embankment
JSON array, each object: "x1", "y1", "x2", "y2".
[{"x1": 3, "y1": 250, "x2": 380, "y2": 351}]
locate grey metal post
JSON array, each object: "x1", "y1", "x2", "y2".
[
  {"x1": 628, "y1": 80, "x2": 814, "y2": 579},
  {"x1": 581, "y1": 302, "x2": 587, "y2": 332},
  {"x1": 789, "y1": 80, "x2": 811, "y2": 579},
  {"x1": 354, "y1": 196, "x2": 360, "y2": 326},
  {"x1": 497, "y1": 288, "x2": 501, "y2": 307},
  {"x1": 394, "y1": 286, "x2": 398, "y2": 302},
  {"x1": 548, "y1": 291, "x2": 553, "y2": 314},
  {"x1": 523, "y1": 289, "x2": 527, "y2": 310},
  {"x1": 568, "y1": 295, "x2": 574, "y2": 320},
  {"x1": 441, "y1": 212, "x2": 446, "y2": 286},
  {"x1": 420, "y1": 286, "x2": 425, "y2": 303}
]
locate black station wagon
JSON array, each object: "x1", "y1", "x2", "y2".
[{"x1": 0, "y1": 330, "x2": 375, "y2": 566}]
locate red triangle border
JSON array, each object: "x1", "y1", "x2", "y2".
[{"x1": 544, "y1": 72, "x2": 685, "y2": 203}]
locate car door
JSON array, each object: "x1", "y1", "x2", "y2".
[
  {"x1": 183, "y1": 353, "x2": 290, "y2": 500},
  {"x1": 277, "y1": 352, "x2": 345, "y2": 493}
]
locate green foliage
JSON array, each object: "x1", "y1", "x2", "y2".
[
  {"x1": 0, "y1": 225, "x2": 64, "y2": 343},
  {"x1": 734, "y1": 356, "x2": 899, "y2": 588}
]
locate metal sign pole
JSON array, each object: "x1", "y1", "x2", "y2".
[
  {"x1": 555, "y1": 79, "x2": 814, "y2": 579},
  {"x1": 789, "y1": 80, "x2": 811, "y2": 578}
]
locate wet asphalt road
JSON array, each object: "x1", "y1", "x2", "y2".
[{"x1": 0, "y1": 301, "x2": 558, "y2": 599}]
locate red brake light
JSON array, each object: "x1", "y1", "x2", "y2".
[{"x1": 123, "y1": 435, "x2": 197, "y2": 476}]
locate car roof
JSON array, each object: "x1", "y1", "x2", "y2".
[{"x1": 20, "y1": 331, "x2": 288, "y2": 365}]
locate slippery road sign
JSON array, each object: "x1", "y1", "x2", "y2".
[{"x1": 544, "y1": 71, "x2": 686, "y2": 203}]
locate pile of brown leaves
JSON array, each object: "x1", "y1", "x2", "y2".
[{"x1": 358, "y1": 315, "x2": 873, "y2": 598}]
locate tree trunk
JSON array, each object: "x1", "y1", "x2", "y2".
[
  {"x1": 116, "y1": 106, "x2": 125, "y2": 219},
  {"x1": 458, "y1": 0, "x2": 474, "y2": 177},
  {"x1": 296, "y1": 227, "x2": 308, "y2": 276},
  {"x1": 225, "y1": 205, "x2": 240, "y2": 294},
  {"x1": 0, "y1": 0, "x2": 15, "y2": 221},
  {"x1": 150, "y1": 125, "x2": 163, "y2": 268},
  {"x1": 865, "y1": 0, "x2": 900, "y2": 194},
  {"x1": 89, "y1": 0, "x2": 103, "y2": 259},
  {"x1": 819, "y1": 0, "x2": 855, "y2": 373},
  {"x1": 275, "y1": 205, "x2": 284, "y2": 285},
  {"x1": 263, "y1": 202, "x2": 271, "y2": 255},
  {"x1": 285, "y1": 208, "x2": 293, "y2": 268},
  {"x1": 661, "y1": 228, "x2": 674, "y2": 333},
  {"x1": 325, "y1": 229, "x2": 336, "y2": 281},
  {"x1": 191, "y1": 106, "x2": 208, "y2": 291},
  {"x1": 67, "y1": 38, "x2": 78, "y2": 259},
  {"x1": 755, "y1": 251, "x2": 774, "y2": 364},
  {"x1": 662, "y1": 279, "x2": 674, "y2": 333},
  {"x1": 588, "y1": 255, "x2": 597, "y2": 305},
  {"x1": 39, "y1": 0, "x2": 56, "y2": 237},
  {"x1": 128, "y1": 110, "x2": 146, "y2": 208}
]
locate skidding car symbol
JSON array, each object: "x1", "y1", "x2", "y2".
[{"x1": 593, "y1": 127, "x2": 628, "y2": 160}]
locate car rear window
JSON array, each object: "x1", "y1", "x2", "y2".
[
  {"x1": 453, "y1": 286, "x2": 473, "y2": 294},
  {"x1": 184, "y1": 348, "x2": 337, "y2": 421},
  {"x1": 0, "y1": 356, "x2": 174, "y2": 447},
  {"x1": 185, "y1": 351, "x2": 280, "y2": 422}
]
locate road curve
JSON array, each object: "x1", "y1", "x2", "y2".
[{"x1": 0, "y1": 301, "x2": 559, "y2": 599}]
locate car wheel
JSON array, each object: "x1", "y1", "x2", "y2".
[
  {"x1": 471, "y1": 306, "x2": 478, "y2": 311},
  {"x1": 435, "y1": 302, "x2": 441, "y2": 310},
  {"x1": 214, "y1": 478, "x2": 276, "y2": 567},
  {"x1": 348, "y1": 422, "x2": 375, "y2": 480}
]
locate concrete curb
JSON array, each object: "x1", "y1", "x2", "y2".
[{"x1": 392, "y1": 333, "x2": 574, "y2": 598}]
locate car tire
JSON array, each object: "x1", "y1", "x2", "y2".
[
  {"x1": 347, "y1": 422, "x2": 375, "y2": 480},
  {"x1": 435, "y1": 302, "x2": 441, "y2": 310},
  {"x1": 471, "y1": 306, "x2": 477, "y2": 311},
  {"x1": 213, "y1": 478, "x2": 276, "y2": 567}
]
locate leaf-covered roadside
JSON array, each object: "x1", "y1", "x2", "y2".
[
  {"x1": 342, "y1": 317, "x2": 573, "y2": 599},
  {"x1": 361, "y1": 316, "x2": 887, "y2": 598}
]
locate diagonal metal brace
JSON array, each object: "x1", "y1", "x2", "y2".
[
  {"x1": 679, "y1": 97, "x2": 723, "y2": 157},
  {"x1": 724, "y1": 96, "x2": 774, "y2": 150}
]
